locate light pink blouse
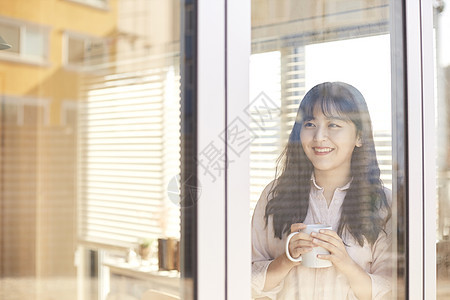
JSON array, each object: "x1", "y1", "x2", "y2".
[{"x1": 251, "y1": 178, "x2": 392, "y2": 300}]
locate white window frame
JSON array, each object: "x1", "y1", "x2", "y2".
[
  {"x1": 1, "y1": 94, "x2": 50, "y2": 126},
  {"x1": 196, "y1": 0, "x2": 251, "y2": 299},
  {"x1": 405, "y1": 0, "x2": 436, "y2": 299},
  {"x1": 62, "y1": 30, "x2": 109, "y2": 72},
  {"x1": 226, "y1": 0, "x2": 251, "y2": 298},
  {"x1": 197, "y1": 0, "x2": 437, "y2": 299},
  {"x1": 60, "y1": 100, "x2": 78, "y2": 126},
  {"x1": 196, "y1": 1, "x2": 226, "y2": 299},
  {"x1": 0, "y1": 16, "x2": 50, "y2": 66}
]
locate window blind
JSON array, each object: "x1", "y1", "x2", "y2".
[
  {"x1": 78, "y1": 54, "x2": 181, "y2": 248},
  {"x1": 249, "y1": 48, "x2": 306, "y2": 213},
  {"x1": 249, "y1": 51, "x2": 282, "y2": 213}
]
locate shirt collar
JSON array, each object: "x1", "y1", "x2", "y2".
[{"x1": 310, "y1": 173, "x2": 352, "y2": 191}]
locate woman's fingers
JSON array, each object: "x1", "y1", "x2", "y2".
[
  {"x1": 289, "y1": 224, "x2": 313, "y2": 242},
  {"x1": 311, "y1": 237, "x2": 339, "y2": 254},
  {"x1": 309, "y1": 230, "x2": 354, "y2": 270},
  {"x1": 311, "y1": 230, "x2": 343, "y2": 248},
  {"x1": 290, "y1": 223, "x2": 307, "y2": 233},
  {"x1": 310, "y1": 230, "x2": 347, "y2": 258},
  {"x1": 290, "y1": 247, "x2": 312, "y2": 259},
  {"x1": 289, "y1": 242, "x2": 313, "y2": 258},
  {"x1": 290, "y1": 236, "x2": 314, "y2": 248},
  {"x1": 289, "y1": 232, "x2": 313, "y2": 254},
  {"x1": 292, "y1": 231, "x2": 314, "y2": 242},
  {"x1": 319, "y1": 229, "x2": 341, "y2": 240},
  {"x1": 287, "y1": 226, "x2": 314, "y2": 259},
  {"x1": 288, "y1": 225, "x2": 347, "y2": 261}
]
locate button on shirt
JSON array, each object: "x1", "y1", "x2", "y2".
[{"x1": 251, "y1": 178, "x2": 392, "y2": 300}]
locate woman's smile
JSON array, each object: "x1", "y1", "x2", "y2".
[{"x1": 313, "y1": 147, "x2": 334, "y2": 155}]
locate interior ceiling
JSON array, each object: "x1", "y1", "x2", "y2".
[{"x1": 251, "y1": 0, "x2": 389, "y2": 52}]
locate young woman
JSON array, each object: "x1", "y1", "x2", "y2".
[{"x1": 251, "y1": 82, "x2": 392, "y2": 300}]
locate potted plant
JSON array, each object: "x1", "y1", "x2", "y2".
[{"x1": 138, "y1": 238, "x2": 154, "y2": 260}]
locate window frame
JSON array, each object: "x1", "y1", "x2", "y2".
[
  {"x1": 403, "y1": 0, "x2": 437, "y2": 298},
  {"x1": 0, "y1": 16, "x2": 50, "y2": 66},
  {"x1": 195, "y1": 0, "x2": 227, "y2": 299},
  {"x1": 0, "y1": 94, "x2": 50, "y2": 125},
  {"x1": 60, "y1": 100, "x2": 78, "y2": 126},
  {"x1": 62, "y1": 30, "x2": 110, "y2": 72},
  {"x1": 191, "y1": 0, "x2": 436, "y2": 298},
  {"x1": 225, "y1": 0, "x2": 251, "y2": 298}
]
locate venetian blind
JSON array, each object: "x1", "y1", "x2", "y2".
[
  {"x1": 249, "y1": 51, "x2": 281, "y2": 213},
  {"x1": 249, "y1": 48, "x2": 306, "y2": 213},
  {"x1": 78, "y1": 54, "x2": 181, "y2": 248}
]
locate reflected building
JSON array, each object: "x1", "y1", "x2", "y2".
[{"x1": 0, "y1": 1, "x2": 181, "y2": 299}]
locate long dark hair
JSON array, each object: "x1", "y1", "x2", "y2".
[{"x1": 265, "y1": 82, "x2": 391, "y2": 246}]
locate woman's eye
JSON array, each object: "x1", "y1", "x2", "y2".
[
  {"x1": 329, "y1": 123, "x2": 341, "y2": 128},
  {"x1": 304, "y1": 122, "x2": 315, "y2": 128}
]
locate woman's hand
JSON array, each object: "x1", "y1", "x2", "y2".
[
  {"x1": 288, "y1": 223, "x2": 314, "y2": 261},
  {"x1": 263, "y1": 223, "x2": 312, "y2": 291},
  {"x1": 310, "y1": 229, "x2": 355, "y2": 273},
  {"x1": 310, "y1": 229, "x2": 372, "y2": 300}
]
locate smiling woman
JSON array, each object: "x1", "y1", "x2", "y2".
[{"x1": 251, "y1": 82, "x2": 392, "y2": 300}]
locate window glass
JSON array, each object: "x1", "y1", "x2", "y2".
[
  {"x1": 0, "y1": 1, "x2": 183, "y2": 300},
  {"x1": 24, "y1": 27, "x2": 46, "y2": 58},
  {"x1": 434, "y1": 1, "x2": 450, "y2": 298},
  {"x1": 0, "y1": 23, "x2": 20, "y2": 54},
  {"x1": 250, "y1": 1, "x2": 404, "y2": 299},
  {"x1": 2, "y1": 103, "x2": 19, "y2": 125},
  {"x1": 65, "y1": 33, "x2": 109, "y2": 70},
  {"x1": 0, "y1": 18, "x2": 48, "y2": 64},
  {"x1": 67, "y1": 36, "x2": 86, "y2": 64}
]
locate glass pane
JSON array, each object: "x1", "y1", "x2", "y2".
[
  {"x1": 250, "y1": 1, "x2": 404, "y2": 299},
  {"x1": 0, "y1": 23, "x2": 20, "y2": 53},
  {"x1": 435, "y1": 1, "x2": 450, "y2": 298},
  {"x1": 0, "y1": 1, "x2": 183, "y2": 300},
  {"x1": 23, "y1": 27, "x2": 46, "y2": 59},
  {"x1": 67, "y1": 37, "x2": 86, "y2": 65}
]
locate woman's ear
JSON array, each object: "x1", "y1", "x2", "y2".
[{"x1": 355, "y1": 135, "x2": 362, "y2": 147}]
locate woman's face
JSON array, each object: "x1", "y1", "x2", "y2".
[{"x1": 300, "y1": 105, "x2": 361, "y2": 177}]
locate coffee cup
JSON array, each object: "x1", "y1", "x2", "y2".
[{"x1": 285, "y1": 224, "x2": 333, "y2": 268}]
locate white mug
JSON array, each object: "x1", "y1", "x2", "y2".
[{"x1": 285, "y1": 224, "x2": 333, "y2": 268}]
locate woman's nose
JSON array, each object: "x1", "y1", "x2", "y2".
[{"x1": 313, "y1": 126, "x2": 327, "y2": 141}]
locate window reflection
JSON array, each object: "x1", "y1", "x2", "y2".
[
  {"x1": 0, "y1": 1, "x2": 181, "y2": 299},
  {"x1": 435, "y1": 1, "x2": 450, "y2": 298},
  {"x1": 250, "y1": 1, "x2": 402, "y2": 299},
  {"x1": 0, "y1": 16, "x2": 49, "y2": 65}
]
